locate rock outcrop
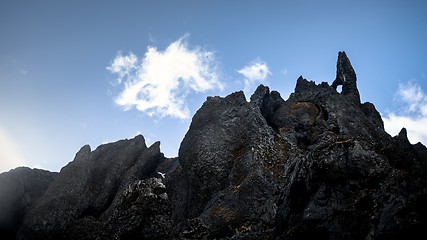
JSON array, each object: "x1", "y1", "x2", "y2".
[
  {"x1": 0, "y1": 168, "x2": 57, "y2": 239},
  {"x1": 331, "y1": 51, "x2": 360, "y2": 102},
  {"x1": 16, "y1": 135, "x2": 174, "y2": 239},
  {"x1": 168, "y1": 90, "x2": 287, "y2": 238},
  {"x1": 1, "y1": 51, "x2": 426, "y2": 239}
]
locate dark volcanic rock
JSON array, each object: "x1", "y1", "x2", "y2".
[
  {"x1": 331, "y1": 51, "x2": 360, "y2": 102},
  {"x1": 17, "y1": 135, "x2": 169, "y2": 240},
  {"x1": 0, "y1": 167, "x2": 57, "y2": 239},
  {"x1": 168, "y1": 51, "x2": 427, "y2": 239},
  {"x1": 272, "y1": 53, "x2": 427, "y2": 239},
  {"x1": 168, "y1": 90, "x2": 288, "y2": 238},
  {"x1": 63, "y1": 177, "x2": 173, "y2": 240},
  {"x1": 1, "y1": 51, "x2": 426, "y2": 239}
]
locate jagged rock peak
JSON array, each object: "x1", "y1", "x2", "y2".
[
  {"x1": 2, "y1": 52, "x2": 427, "y2": 240},
  {"x1": 73, "y1": 144, "x2": 91, "y2": 163},
  {"x1": 397, "y1": 127, "x2": 410, "y2": 143},
  {"x1": 332, "y1": 51, "x2": 361, "y2": 102}
]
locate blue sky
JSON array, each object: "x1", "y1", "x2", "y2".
[{"x1": 1, "y1": 0, "x2": 427, "y2": 173}]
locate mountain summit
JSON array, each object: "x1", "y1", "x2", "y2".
[{"x1": 1, "y1": 52, "x2": 426, "y2": 239}]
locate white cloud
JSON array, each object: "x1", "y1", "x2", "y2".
[
  {"x1": 383, "y1": 114, "x2": 427, "y2": 144},
  {"x1": 238, "y1": 59, "x2": 271, "y2": 95},
  {"x1": 107, "y1": 35, "x2": 223, "y2": 119},
  {"x1": 383, "y1": 82, "x2": 427, "y2": 145},
  {"x1": 107, "y1": 52, "x2": 138, "y2": 84},
  {"x1": 396, "y1": 82, "x2": 427, "y2": 114}
]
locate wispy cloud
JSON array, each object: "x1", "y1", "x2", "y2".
[
  {"x1": 107, "y1": 53, "x2": 138, "y2": 85},
  {"x1": 238, "y1": 59, "x2": 271, "y2": 95},
  {"x1": 383, "y1": 82, "x2": 427, "y2": 144},
  {"x1": 107, "y1": 35, "x2": 223, "y2": 119}
]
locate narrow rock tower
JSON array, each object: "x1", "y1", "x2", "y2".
[{"x1": 331, "y1": 51, "x2": 361, "y2": 102}]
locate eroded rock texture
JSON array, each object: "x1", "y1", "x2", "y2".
[
  {"x1": 1, "y1": 51, "x2": 426, "y2": 239},
  {"x1": 168, "y1": 51, "x2": 427, "y2": 239},
  {"x1": 168, "y1": 90, "x2": 287, "y2": 238},
  {"x1": 16, "y1": 135, "x2": 174, "y2": 240}
]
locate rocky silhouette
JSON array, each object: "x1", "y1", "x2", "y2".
[{"x1": 1, "y1": 52, "x2": 426, "y2": 239}]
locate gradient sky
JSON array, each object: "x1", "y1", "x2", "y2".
[{"x1": 1, "y1": 0, "x2": 427, "y2": 173}]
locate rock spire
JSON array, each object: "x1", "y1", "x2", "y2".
[{"x1": 331, "y1": 51, "x2": 361, "y2": 102}]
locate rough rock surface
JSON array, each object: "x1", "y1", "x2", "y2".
[
  {"x1": 1, "y1": 51, "x2": 426, "y2": 239},
  {"x1": 168, "y1": 89, "x2": 287, "y2": 238},
  {"x1": 0, "y1": 168, "x2": 57, "y2": 239},
  {"x1": 16, "y1": 135, "x2": 172, "y2": 239}
]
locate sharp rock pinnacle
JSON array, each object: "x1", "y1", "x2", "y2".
[{"x1": 331, "y1": 51, "x2": 360, "y2": 102}]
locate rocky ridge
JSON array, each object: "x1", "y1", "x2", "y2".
[{"x1": 1, "y1": 52, "x2": 426, "y2": 239}]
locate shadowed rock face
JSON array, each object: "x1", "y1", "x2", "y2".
[
  {"x1": 168, "y1": 90, "x2": 288, "y2": 238},
  {"x1": 16, "y1": 135, "x2": 172, "y2": 240},
  {"x1": 168, "y1": 51, "x2": 427, "y2": 239},
  {"x1": 0, "y1": 168, "x2": 57, "y2": 239},
  {"x1": 1, "y1": 52, "x2": 426, "y2": 239}
]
